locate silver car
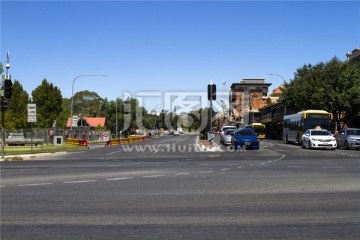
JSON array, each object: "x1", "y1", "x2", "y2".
[
  {"x1": 335, "y1": 128, "x2": 360, "y2": 149},
  {"x1": 220, "y1": 129, "x2": 235, "y2": 145}
]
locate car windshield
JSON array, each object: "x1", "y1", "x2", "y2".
[
  {"x1": 224, "y1": 130, "x2": 235, "y2": 136},
  {"x1": 236, "y1": 129, "x2": 257, "y2": 136},
  {"x1": 347, "y1": 130, "x2": 360, "y2": 135},
  {"x1": 311, "y1": 130, "x2": 331, "y2": 136}
]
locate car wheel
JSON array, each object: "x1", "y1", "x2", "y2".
[
  {"x1": 302, "y1": 141, "x2": 305, "y2": 149},
  {"x1": 286, "y1": 135, "x2": 289, "y2": 144},
  {"x1": 345, "y1": 141, "x2": 349, "y2": 150},
  {"x1": 308, "y1": 140, "x2": 312, "y2": 149}
]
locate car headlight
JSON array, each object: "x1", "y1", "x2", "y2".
[
  {"x1": 350, "y1": 137, "x2": 358, "y2": 141},
  {"x1": 311, "y1": 138, "x2": 318, "y2": 141}
]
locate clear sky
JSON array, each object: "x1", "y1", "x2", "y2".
[{"x1": 1, "y1": 0, "x2": 359, "y2": 113}]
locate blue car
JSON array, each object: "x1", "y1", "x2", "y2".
[{"x1": 232, "y1": 128, "x2": 259, "y2": 150}]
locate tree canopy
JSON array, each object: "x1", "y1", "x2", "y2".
[
  {"x1": 280, "y1": 57, "x2": 360, "y2": 128},
  {"x1": 31, "y1": 79, "x2": 63, "y2": 128},
  {"x1": 4, "y1": 80, "x2": 29, "y2": 129}
]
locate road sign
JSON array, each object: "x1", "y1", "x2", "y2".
[
  {"x1": 27, "y1": 115, "x2": 36, "y2": 123},
  {"x1": 72, "y1": 115, "x2": 78, "y2": 127},
  {"x1": 27, "y1": 104, "x2": 36, "y2": 122},
  {"x1": 103, "y1": 132, "x2": 109, "y2": 141}
]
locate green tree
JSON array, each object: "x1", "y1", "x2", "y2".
[
  {"x1": 55, "y1": 98, "x2": 71, "y2": 128},
  {"x1": 4, "y1": 80, "x2": 29, "y2": 129},
  {"x1": 280, "y1": 57, "x2": 360, "y2": 129},
  {"x1": 32, "y1": 79, "x2": 63, "y2": 128},
  {"x1": 72, "y1": 90, "x2": 103, "y2": 117}
]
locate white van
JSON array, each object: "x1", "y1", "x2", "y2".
[{"x1": 221, "y1": 125, "x2": 236, "y2": 135}]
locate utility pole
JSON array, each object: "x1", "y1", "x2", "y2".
[
  {"x1": 207, "y1": 80, "x2": 216, "y2": 143},
  {"x1": 1, "y1": 51, "x2": 13, "y2": 158}
]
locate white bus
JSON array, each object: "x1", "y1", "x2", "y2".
[{"x1": 283, "y1": 110, "x2": 335, "y2": 144}]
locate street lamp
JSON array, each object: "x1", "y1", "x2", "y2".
[
  {"x1": 267, "y1": 73, "x2": 286, "y2": 83},
  {"x1": 152, "y1": 104, "x2": 163, "y2": 129},
  {"x1": 267, "y1": 73, "x2": 287, "y2": 115},
  {"x1": 115, "y1": 97, "x2": 122, "y2": 138},
  {"x1": 70, "y1": 74, "x2": 108, "y2": 130}
]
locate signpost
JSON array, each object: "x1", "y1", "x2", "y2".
[
  {"x1": 72, "y1": 115, "x2": 78, "y2": 127},
  {"x1": 27, "y1": 104, "x2": 36, "y2": 151}
]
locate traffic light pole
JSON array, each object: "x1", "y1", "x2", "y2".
[
  {"x1": 1, "y1": 51, "x2": 12, "y2": 159},
  {"x1": 1, "y1": 100, "x2": 4, "y2": 159}
]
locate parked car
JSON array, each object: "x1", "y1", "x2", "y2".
[
  {"x1": 335, "y1": 128, "x2": 360, "y2": 150},
  {"x1": 220, "y1": 125, "x2": 237, "y2": 136},
  {"x1": 232, "y1": 128, "x2": 259, "y2": 150},
  {"x1": 174, "y1": 131, "x2": 180, "y2": 136},
  {"x1": 302, "y1": 128, "x2": 337, "y2": 150},
  {"x1": 220, "y1": 129, "x2": 235, "y2": 145}
]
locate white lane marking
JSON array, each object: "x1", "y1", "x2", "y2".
[
  {"x1": 106, "y1": 151, "x2": 122, "y2": 156},
  {"x1": 175, "y1": 172, "x2": 190, "y2": 176},
  {"x1": 273, "y1": 154, "x2": 286, "y2": 161},
  {"x1": 63, "y1": 180, "x2": 96, "y2": 184},
  {"x1": 323, "y1": 166, "x2": 344, "y2": 169},
  {"x1": 18, "y1": 183, "x2": 53, "y2": 187},
  {"x1": 221, "y1": 168, "x2": 230, "y2": 171},
  {"x1": 0, "y1": 186, "x2": 5, "y2": 188},
  {"x1": 143, "y1": 175, "x2": 166, "y2": 178},
  {"x1": 198, "y1": 171, "x2": 213, "y2": 173},
  {"x1": 106, "y1": 177, "x2": 133, "y2": 181},
  {"x1": 237, "y1": 166, "x2": 244, "y2": 168}
]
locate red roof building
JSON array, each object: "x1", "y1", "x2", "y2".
[{"x1": 66, "y1": 117, "x2": 105, "y2": 129}]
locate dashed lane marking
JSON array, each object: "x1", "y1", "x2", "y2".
[
  {"x1": 63, "y1": 180, "x2": 96, "y2": 184},
  {"x1": 106, "y1": 177, "x2": 134, "y2": 181},
  {"x1": 18, "y1": 183, "x2": 53, "y2": 187},
  {"x1": 175, "y1": 172, "x2": 190, "y2": 176},
  {"x1": 143, "y1": 175, "x2": 166, "y2": 178}
]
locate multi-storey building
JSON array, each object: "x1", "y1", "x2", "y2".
[{"x1": 229, "y1": 79, "x2": 272, "y2": 127}]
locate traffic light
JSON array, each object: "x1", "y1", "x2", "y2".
[
  {"x1": 207, "y1": 84, "x2": 216, "y2": 100},
  {"x1": 4, "y1": 79, "x2": 13, "y2": 99},
  {"x1": 1, "y1": 99, "x2": 8, "y2": 111}
]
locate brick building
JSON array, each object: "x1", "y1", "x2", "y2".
[{"x1": 229, "y1": 79, "x2": 272, "y2": 127}]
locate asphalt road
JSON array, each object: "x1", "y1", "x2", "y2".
[{"x1": 1, "y1": 134, "x2": 360, "y2": 239}]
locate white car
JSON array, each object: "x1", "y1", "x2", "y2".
[{"x1": 302, "y1": 129, "x2": 336, "y2": 150}]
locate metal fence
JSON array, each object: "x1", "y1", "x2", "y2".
[{"x1": 0, "y1": 128, "x2": 113, "y2": 145}]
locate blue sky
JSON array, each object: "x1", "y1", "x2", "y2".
[{"x1": 1, "y1": 0, "x2": 359, "y2": 112}]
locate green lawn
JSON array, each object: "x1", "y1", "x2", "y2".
[{"x1": 2, "y1": 144, "x2": 88, "y2": 156}]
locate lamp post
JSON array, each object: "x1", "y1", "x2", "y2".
[
  {"x1": 267, "y1": 73, "x2": 286, "y2": 83},
  {"x1": 115, "y1": 97, "x2": 122, "y2": 138},
  {"x1": 267, "y1": 73, "x2": 287, "y2": 116},
  {"x1": 153, "y1": 104, "x2": 163, "y2": 129},
  {"x1": 70, "y1": 74, "x2": 108, "y2": 130}
]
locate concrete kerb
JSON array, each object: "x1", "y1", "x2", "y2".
[
  {"x1": 196, "y1": 136, "x2": 222, "y2": 152},
  {"x1": 0, "y1": 152, "x2": 68, "y2": 161}
]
